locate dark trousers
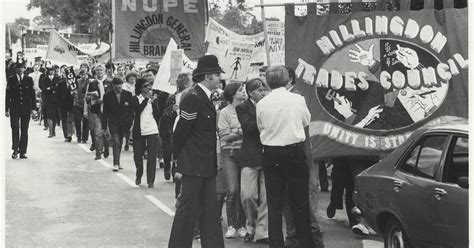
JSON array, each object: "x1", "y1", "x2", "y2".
[
  {"x1": 73, "y1": 106, "x2": 88, "y2": 142},
  {"x1": 10, "y1": 115, "x2": 30, "y2": 154},
  {"x1": 111, "y1": 129, "x2": 124, "y2": 166},
  {"x1": 133, "y1": 134, "x2": 158, "y2": 185},
  {"x1": 60, "y1": 108, "x2": 74, "y2": 139},
  {"x1": 169, "y1": 175, "x2": 224, "y2": 248},
  {"x1": 263, "y1": 144, "x2": 314, "y2": 248},
  {"x1": 319, "y1": 160, "x2": 329, "y2": 191},
  {"x1": 329, "y1": 158, "x2": 372, "y2": 226},
  {"x1": 160, "y1": 134, "x2": 172, "y2": 172}
]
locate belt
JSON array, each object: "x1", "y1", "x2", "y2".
[{"x1": 264, "y1": 142, "x2": 304, "y2": 148}]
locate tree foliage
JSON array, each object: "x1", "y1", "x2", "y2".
[
  {"x1": 209, "y1": 0, "x2": 271, "y2": 35},
  {"x1": 27, "y1": 0, "x2": 111, "y2": 42},
  {"x1": 5, "y1": 17, "x2": 30, "y2": 49}
]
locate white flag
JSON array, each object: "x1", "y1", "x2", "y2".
[
  {"x1": 45, "y1": 30, "x2": 82, "y2": 65},
  {"x1": 153, "y1": 38, "x2": 196, "y2": 94}
]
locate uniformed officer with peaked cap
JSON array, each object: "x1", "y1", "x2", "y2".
[
  {"x1": 5, "y1": 62, "x2": 37, "y2": 159},
  {"x1": 168, "y1": 55, "x2": 225, "y2": 248}
]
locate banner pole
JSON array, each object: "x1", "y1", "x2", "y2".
[
  {"x1": 260, "y1": 0, "x2": 271, "y2": 66},
  {"x1": 109, "y1": 0, "x2": 113, "y2": 63}
]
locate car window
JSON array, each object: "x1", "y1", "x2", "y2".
[
  {"x1": 414, "y1": 136, "x2": 447, "y2": 179},
  {"x1": 443, "y1": 136, "x2": 468, "y2": 184},
  {"x1": 400, "y1": 145, "x2": 421, "y2": 174}
]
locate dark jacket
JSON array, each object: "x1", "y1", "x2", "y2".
[
  {"x1": 57, "y1": 77, "x2": 74, "y2": 112},
  {"x1": 153, "y1": 90, "x2": 171, "y2": 138},
  {"x1": 5, "y1": 74, "x2": 36, "y2": 116},
  {"x1": 236, "y1": 99, "x2": 262, "y2": 167},
  {"x1": 39, "y1": 75, "x2": 60, "y2": 104},
  {"x1": 173, "y1": 85, "x2": 217, "y2": 177},
  {"x1": 102, "y1": 90, "x2": 134, "y2": 133},
  {"x1": 130, "y1": 95, "x2": 161, "y2": 139}
]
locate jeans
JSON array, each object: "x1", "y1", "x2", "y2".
[
  {"x1": 60, "y1": 108, "x2": 74, "y2": 139},
  {"x1": 10, "y1": 115, "x2": 30, "y2": 154},
  {"x1": 262, "y1": 144, "x2": 314, "y2": 248},
  {"x1": 73, "y1": 106, "x2": 88, "y2": 142},
  {"x1": 221, "y1": 148, "x2": 246, "y2": 229},
  {"x1": 240, "y1": 166, "x2": 268, "y2": 240},
  {"x1": 111, "y1": 130, "x2": 124, "y2": 166},
  {"x1": 133, "y1": 134, "x2": 158, "y2": 185},
  {"x1": 88, "y1": 112, "x2": 109, "y2": 156}
]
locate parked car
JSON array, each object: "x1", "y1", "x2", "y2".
[{"x1": 354, "y1": 121, "x2": 468, "y2": 248}]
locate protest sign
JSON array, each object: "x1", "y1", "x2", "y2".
[
  {"x1": 221, "y1": 40, "x2": 254, "y2": 81},
  {"x1": 153, "y1": 38, "x2": 196, "y2": 94},
  {"x1": 112, "y1": 0, "x2": 206, "y2": 61},
  {"x1": 205, "y1": 18, "x2": 266, "y2": 68},
  {"x1": 64, "y1": 66, "x2": 78, "y2": 90},
  {"x1": 170, "y1": 50, "x2": 184, "y2": 86},
  {"x1": 266, "y1": 21, "x2": 285, "y2": 65},
  {"x1": 286, "y1": 7, "x2": 468, "y2": 159}
]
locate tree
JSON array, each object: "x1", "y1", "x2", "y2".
[
  {"x1": 209, "y1": 0, "x2": 271, "y2": 35},
  {"x1": 27, "y1": 0, "x2": 111, "y2": 42},
  {"x1": 5, "y1": 17, "x2": 31, "y2": 48}
]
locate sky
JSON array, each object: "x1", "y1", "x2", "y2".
[{"x1": 1, "y1": 0, "x2": 41, "y2": 24}]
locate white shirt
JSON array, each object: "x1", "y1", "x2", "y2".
[
  {"x1": 29, "y1": 71, "x2": 42, "y2": 91},
  {"x1": 122, "y1": 83, "x2": 135, "y2": 96},
  {"x1": 138, "y1": 95, "x2": 159, "y2": 136},
  {"x1": 256, "y1": 87, "x2": 311, "y2": 146},
  {"x1": 197, "y1": 83, "x2": 212, "y2": 100}
]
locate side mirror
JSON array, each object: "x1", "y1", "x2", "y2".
[{"x1": 458, "y1": 177, "x2": 469, "y2": 189}]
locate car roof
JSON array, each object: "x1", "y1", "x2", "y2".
[{"x1": 421, "y1": 120, "x2": 469, "y2": 134}]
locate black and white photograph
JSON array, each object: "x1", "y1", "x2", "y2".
[{"x1": 1, "y1": 0, "x2": 470, "y2": 247}]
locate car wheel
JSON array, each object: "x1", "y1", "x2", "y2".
[{"x1": 384, "y1": 218, "x2": 410, "y2": 248}]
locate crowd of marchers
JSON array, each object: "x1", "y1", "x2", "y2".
[{"x1": 5, "y1": 52, "x2": 377, "y2": 248}]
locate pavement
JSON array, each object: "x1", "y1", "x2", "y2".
[{"x1": 5, "y1": 120, "x2": 383, "y2": 247}]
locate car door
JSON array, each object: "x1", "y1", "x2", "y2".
[
  {"x1": 432, "y1": 135, "x2": 468, "y2": 247},
  {"x1": 393, "y1": 134, "x2": 449, "y2": 246}
]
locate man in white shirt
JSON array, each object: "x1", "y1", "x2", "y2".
[
  {"x1": 256, "y1": 65, "x2": 315, "y2": 247},
  {"x1": 29, "y1": 64, "x2": 43, "y2": 93}
]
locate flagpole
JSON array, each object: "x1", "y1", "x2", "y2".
[
  {"x1": 109, "y1": 0, "x2": 113, "y2": 63},
  {"x1": 7, "y1": 24, "x2": 12, "y2": 49},
  {"x1": 260, "y1": 0, "x2": 271, "y2": 67}
]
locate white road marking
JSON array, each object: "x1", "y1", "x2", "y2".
[
  {"x1": 362, "y1": 240, "x2": 383, "y2": 248},
  {"x1": 116, "y1": 173, "x2": 139, "y2": 188},
  {"x1": 145, "y1": 195, "x2": 175, "y2": 217},
  {"x1": 97, "y1": 159, "x2": 113, "y2": 168},
  {"x1": 76, "y1": 138, "x2": 175, "y2": 217},
  {"x1": 78, "y1": 144, "x2": 92, "y2": 153}
]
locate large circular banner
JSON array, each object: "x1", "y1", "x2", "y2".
[{"x1": 286, "y1": 9, "x2": 468, "y2": 158}]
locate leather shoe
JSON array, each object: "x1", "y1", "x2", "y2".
[
  {"x1": 244, "y1": 233, "x2": 254, "y2": 243},
  {"x1": 135, "y1": 178, "x2": 141, "y2": 185},
  {"x1": 327, "y1": 204, "x2": 336, "y2": 219},
  {"x1": 11, "y1": 152, "x2": 18, "y2": 159},
  {"x1": 164, "y1": 170, "x2": 171, "y2": 180},
  {"x1": 148, "y1": 184, "x2": 154, "y2": 188},
  {"x1": 103, "y1": 149, "x2": 109, "y2": 158},
  {"x1": 256, "y1": 238, "x2": 269, "y2": 244},
  {"x1": 94, "y1": 154, "x2": 102, "y2": 160},
  {"x1": 90, "y1": 145, "x2": 95, "y2": 151},
  {"x1": 19, "y1": 154, "x2": 28, "y2": 159}
]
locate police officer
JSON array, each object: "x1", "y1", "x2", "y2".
[
  {"x1": 168, "y1": 55, "x2": 225, "y2": 248},
  {"x1": 5, "y1": 63, "x2": 37, "y2": 159}
]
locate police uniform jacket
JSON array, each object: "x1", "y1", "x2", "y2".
[
  {"x1": 173, "y1": 85, "x2": 217, "y2": 178},
  {"x1": 5, "y1": 74, "x2": 36, "y2": 116}
]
